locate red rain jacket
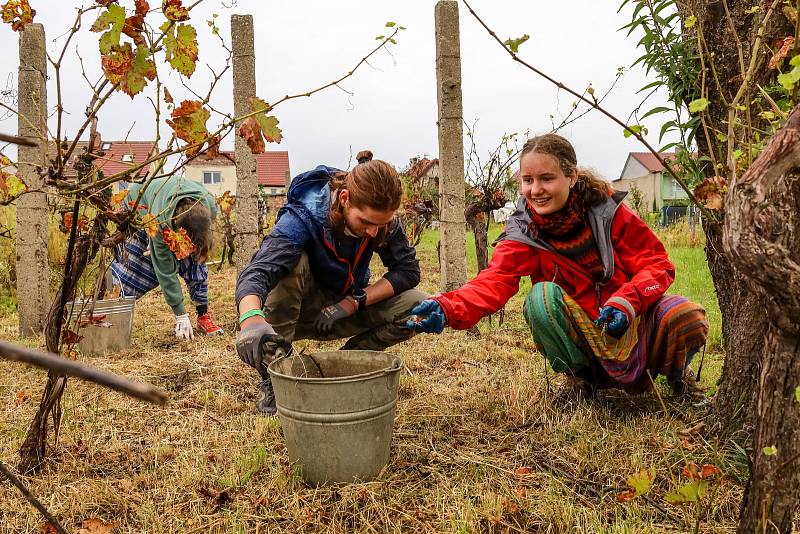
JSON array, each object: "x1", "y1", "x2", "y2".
[{"x1": 434, "y1": 192, "x2": 675, "y2": 330}]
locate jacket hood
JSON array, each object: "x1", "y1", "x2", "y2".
[
  {"x1": 285, "y1": 165, "x2": 342, "y2": 225},
  {"x1": 504, "y1": 190, "x2": 627, "y2": 284}
]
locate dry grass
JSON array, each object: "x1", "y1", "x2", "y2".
[{"x1": 0, "y1": 247, "x2": 743, "y2": 533}]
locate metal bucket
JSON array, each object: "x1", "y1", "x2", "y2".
[
  {"x1": 66, "y1": 297, "x2": 136, "y2": 354},
  {"x1": 268, "y1": 350, "x2": 403, "y2": 486}
]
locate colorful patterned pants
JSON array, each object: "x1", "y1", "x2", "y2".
[{"x1": 522, "y1": 282, "x2": 708, "y2": 393}]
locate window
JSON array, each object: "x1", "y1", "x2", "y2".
[
  {"x1": 101, "y1": 142, "x2": 112, "y2": 150},
  {"x1": 203, "y1": 171, "x2": 221, "y2": 185},
  {"x1": 121, "y1": 154, "x2": 134, "y2": 163},
  {"x1": 270, "y1": 188, "x2": 278, "y2": 195}
]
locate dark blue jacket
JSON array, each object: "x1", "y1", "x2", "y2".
[{"x1": 235, "y1": 165, "x2": 421, "y2": 307}]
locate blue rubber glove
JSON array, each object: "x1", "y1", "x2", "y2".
[
  {"x1": 594, "y1": 305, "x2": 629, "y2": 339},
  {"x1": 405, "y1": 299, "x2": 447, "y2": 334}
]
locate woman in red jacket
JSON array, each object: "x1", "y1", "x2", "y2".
[{"x1": 408, "y1": 134, "x2": 708, "y2": 402}]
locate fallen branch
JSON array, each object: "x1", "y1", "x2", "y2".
[
  {"x1": 0, "y1": 460, "x2": 68, "y2": 534},
  {"x1": 0, "y1": 341, "x2": 168, "y2": 405}
]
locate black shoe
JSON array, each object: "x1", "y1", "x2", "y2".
[{"x1": 256, "y1": 377, "x2": 277, "y2": 416}]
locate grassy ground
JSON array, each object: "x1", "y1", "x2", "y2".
[{"x1": 0, "y1": 227, "x2": 743, "y2": 533}]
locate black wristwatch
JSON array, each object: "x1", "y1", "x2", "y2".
[{"x1": 351, "y1": 288, "x2": 367, "y2": 311}]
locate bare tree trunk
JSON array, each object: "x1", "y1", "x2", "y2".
[
  {"x1": 723, "y1": 105, "x2": 800, "y2": 533},
  {"x1": 467, "y1": 212, "x2": 488, "y2": 273},
  {"x1": 704, "y1": 221, "x2": 766, "y2": 438}
]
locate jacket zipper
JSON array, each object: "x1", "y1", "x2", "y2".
[{"x1": 322, "y1": 231, "x2": 370, "y2": 295}]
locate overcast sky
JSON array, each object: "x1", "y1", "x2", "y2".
[{"x1": 0, "y1": 0, "x2": 679, "y2": 181}]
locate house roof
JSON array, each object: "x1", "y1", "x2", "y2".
[
  {"x1": 67, "y1": 141, "x2": 157, "y2": 179},
  {"x1": 188, "y1": 149, "x2": 290, "y2": 187},
  {"x1": 628, "y1": 152, "x2": 675, "y2": 173},
  {"x1": 407, "y1": 157, "x2": 439, "y2": 179}
]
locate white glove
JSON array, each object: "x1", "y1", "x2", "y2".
[{"x1": 175, "y1": 313, "x2": 194, "y2": 340}]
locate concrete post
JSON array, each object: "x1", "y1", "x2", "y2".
[
  {"x1": 231, "y1": 14, "x2": 260, "y2": 272},
  {"x1": 16, "y1": 23, "x2": 49, "y2": 337},
  {"x1": 435, "y1": 1, "x2": 467, "y2": 292}
]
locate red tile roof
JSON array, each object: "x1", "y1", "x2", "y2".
[
  {"x1": 188, "y1": 149, "x2": 290, "y2": 187},
  {"x1": 407, "y1": 157, "x2": 438, "y2": 179},
  {"x1": 629, "y1": 152, "x2": 675, "y2": 173},
  {"x1": 257, "y1": 151, "x2": 290, "y2": 187},
  {"x1": 69, "y1": 141, "x2": 157, "y2": 179}
]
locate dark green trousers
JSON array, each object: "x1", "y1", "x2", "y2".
[{"x1": 264, "y1": 253, "x2": 427, "y2": 351}]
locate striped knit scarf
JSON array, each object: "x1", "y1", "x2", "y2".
[{"x1": 528, "y1": 189, "x2": 605, "y2": 280}]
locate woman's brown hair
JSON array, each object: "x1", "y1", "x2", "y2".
[
  {"x1": 173, "y1": 198, "x2": 214, "y2": 263},
  {"x1": 329, "y1": 159, "x2": 403, "y2": 241},
  {"x1": 520, "y1": 133, "x2": 611, "y2": 207}
]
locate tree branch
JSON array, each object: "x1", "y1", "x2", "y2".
[
  {"x1": 0, "y1": 341, "x2": 168, "y2": 405},
  {"x1": 460, "y1": 0, "x2": 714, "y2": 221},
  {"x1": 0, "y1": 460, "x2": 68, "y2": 534}
]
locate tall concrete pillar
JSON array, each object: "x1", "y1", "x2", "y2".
[
  {"x1": 231, "y1": 14, "x2": 260, "y2": 272},
  {"x1": 16, "y1": 23, "x2": 49, "y2": 337},
  {"x1": 435, "y1": 1, "x2": 467, "y2": 292}
]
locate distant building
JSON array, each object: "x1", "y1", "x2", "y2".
[
  {"x1": 63, "y1": 140, "x2": 158, "y2": 193},
  {"x1": 406, "y1": 157, "x2": 439, "y2": 190},
  {"x1": 613, "y1": 151, "x2": 694, "y2": 221},
  {"x1": 185, "y1": 150, "x2": 290, "y2": 198}
]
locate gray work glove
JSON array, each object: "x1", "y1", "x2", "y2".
[{"x1": 236, "y1": 321, "x2": 285, "y2": 377}]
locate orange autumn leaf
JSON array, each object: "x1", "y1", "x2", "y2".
[
  {"x1": 110, "y1": 190, "x2": 129, "y2": 206},
  {"x1": 163, "y1": 227, "x2": 196, "y2": 259},
  {"x1": 122, "y1": 0, "x2": 148, "y2": 46},
  {"x1": 215, "y1": 190, "x2": 234, "y2": 217},
  {"x1": 163, "y1": 0, "x2": 189, "y2": 22},
  {"x1": 42, "y1": 523, "x2": 60, "y2": 534},
  {"x1": 682, "y1": 462, "x2": 701, "y2": 480},
  {"x1": 1, "y1": 0, "x2": 35, "y2": 31},
  {"x1": 140, "y1": 213, "x2": 159, "y2": 237},
  {"x1": 15, "y1": 388, "x2": 28, "y2": 405},
  {"x1": 166, "y1": 100, "x2": 210, "y2": 156},
  {"x1": 694, "y1": 176, "x2": 728, "y2": 210},
  {"x1": 63, "y1": 329, "x2": 84, "y2": 345},
  {"x1": 164, "y1": 86, "x2": 174, "y2": 104},
  {"x1": 239, "y1": 116, "x2": 265, "y2": 154},
  {"x1": 769, "y1": 36, "x2": 795, "y2": 70},
  {"x1": 205, "y1": 135, "x2": 221, "y2": 160},
  {"x1": 617, "y1": 489, "x2": 637, "y2": 503},
  {"x1": 62, "y1": 212, "x2": 89, "y2": 233},
  {"x1": 75, "y1": 517, "x2": 114, "y2": 534},
  {"x1": 700, "y1": 464, "x2": 721, "y2": 479},
  {"x1": 514, "y1": 466, "x2": 532, "y2": 476}
]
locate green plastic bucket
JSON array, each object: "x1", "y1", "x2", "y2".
[{"x1": 267, "y1": 350, "x2": 403, "y2": 486}]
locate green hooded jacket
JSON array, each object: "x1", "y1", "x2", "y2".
[{"x1": 125, "y1": 176, "x2": 218, "y2": 315}]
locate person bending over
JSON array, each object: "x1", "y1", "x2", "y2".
[{"x1": 110, "y1": 176, "x2": 224, "y2": 339}]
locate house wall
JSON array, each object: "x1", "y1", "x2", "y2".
[
  {"x1": 660, "y1": 174, "x2": 689, "y2": 204},
  {"x1": 613, "y1": 172, "x2": 661, "y2": 211},
  {"x1": 185, "y1": 164, "x2": 238, "y2": 196},
  {"x1": 619, "y1": 157, "x2": 650, "y2": 180}
]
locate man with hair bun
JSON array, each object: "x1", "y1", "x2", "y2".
[
  {"x1": 235, "y1": 157, "x2": 425, "y2": 414},
  {"x1": 356, "y1": 149, "x2": 373, "y2": 164}
]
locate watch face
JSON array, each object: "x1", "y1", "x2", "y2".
[{"x1": 352, "y1": 288, "x2": 367, "y2": 300}]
